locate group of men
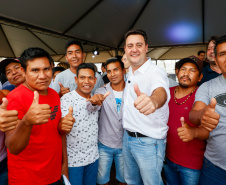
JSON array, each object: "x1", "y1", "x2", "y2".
[{"x1": 0, "y1": 29, "x2": 226, "y2": 185}]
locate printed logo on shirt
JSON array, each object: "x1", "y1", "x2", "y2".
[
  {"x1": 115, "y1": 98, "x2": 122, "y2": 113},
  {"x1": 215, "y1": 93, "x2": 226, "y2": 108},
  {"x1": 50, "y1": 105, "x2": 59, "y2": 120}
]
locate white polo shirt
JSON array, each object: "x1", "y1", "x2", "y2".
[{"x1": 123, "y1": 59, "x2": 170, "y2": 139}]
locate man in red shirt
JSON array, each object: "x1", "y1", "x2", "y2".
[
  {"x1": 4, "y1": 47, "x2": 74, "y2": 185},
  {"x1": 163, "y1": 57, "x2": 207, "y2": 185}
]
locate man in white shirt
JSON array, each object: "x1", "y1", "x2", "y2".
[
  {"x1": 52, "y1": 40, "x2": 104, "y2": 97},
  {"x1": 123, "y1": 29, "x2": 170, "y2": 185}
]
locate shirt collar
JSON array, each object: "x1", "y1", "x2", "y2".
[{"x1": 129, "y1": 58, "x2": 152, "y2": 75}]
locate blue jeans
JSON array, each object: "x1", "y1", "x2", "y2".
[
  {"x1": 123, "y1": 130, "x2": 166, "y2": 185},
  {"x1": 68, "y1": 159, "x2": 98, "y2": 185},
  {"x1": 163, "y1": 157, "x2": 201, "y2": 185},
  {"x1": 97, "y1": 142, "x2": 125, "y2": 184},
  {"x1": 199, "y1": 157, "x2": 226, "y2": 185},
  {"x1": 0, "y1": 157, "x2": 8, "y2": 185}
]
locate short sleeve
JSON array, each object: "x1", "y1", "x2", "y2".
[
  {"x1": 60, "y1": 94, "x2": 71, "y2": 118},
  {"x1": 195, "y1": 82, "x2": 210, "y2": 105},
  {"x1": 7, "y1": 96, "x2": 25, "y2": 120}
]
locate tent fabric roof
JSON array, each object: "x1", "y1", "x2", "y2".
[{"x1": 0, "y1": 0, "x2": 225, "y2": 62}]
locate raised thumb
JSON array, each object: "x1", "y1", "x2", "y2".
[
  {"x1": 180, "y1": 117, "x2": 185, "y2": 127},
  {"x1": 68, "y1": 106, "x2": 73, "y2": 116},
  {"x1": 33, "y1": 91, "x2": 39, "y2": 104},
  {"x1": 134, "y1": 84, "x2": 141, "y2": 97},
  {"x1": 209, "y1": 98, "x2": 217, "y2": 111},
  {"x1": 58, "y1": 82, "x2": 64, "y2": 88},
  {"x1": 103, "y1": 91, "x2": 110, "y2": 99},
  {"x1": 0, "y1": 97, "x2": 8, "y2": 110}
]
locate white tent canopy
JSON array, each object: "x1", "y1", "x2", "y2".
[{"x1": 0, "y1": 0, "x2": 225, "y2": 62}]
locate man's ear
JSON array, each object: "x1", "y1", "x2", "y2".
[
  {"x1": 74, "y1": 76, "x2": 77, "y2": 84},
  {"x1": 82, "y1": 53, "x2": 86, "y2": 63},
  {"x1": 198, "y1": 73, "x2": 203, "y2": 82},
  {"x1": 94, "y1": 77, "x2": 97, "y2": 85},
  {"x1": 214, "y1": 56, "x2": 219, "y2": 67}
]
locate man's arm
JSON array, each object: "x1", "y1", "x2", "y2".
[
  {"x1": 134, "y1": 84, "x2": 167, "y2": 115},
  {"x1": 189, "y1": 98, "x2": 220, "y2": 131},
  {"x1": 61, "y1": 135, "x2": 69, "y2": 179},
  {"x1": 0, "y1": 90, "x2": 10, "y2": 104},
  {"x1": 5, "y1": 91, "x2": 51, "y2": 155}
]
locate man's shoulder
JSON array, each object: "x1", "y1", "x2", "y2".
[
  {"x1": 7, "y1": 85, "x2": 25, "y2": 98},
  {"x1": 57, "y1": 69, "x2": 71, "y2": 77},
  {"x1": 95, "y1": 83, "x2": 109, "y2": 94}
]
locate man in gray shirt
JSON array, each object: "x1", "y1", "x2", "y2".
[
  {"x1": 189, "y1": 35, "x2": 226, "y2": 185},
  {"x1": 89, "y1": 58, "x2": 126, "y2": 185},
  {"x1": 53, "y1": 40, "x2": 104, "y2": 96}
]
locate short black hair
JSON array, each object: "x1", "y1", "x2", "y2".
[
  {"x1": 65, "y1": 40, "x2": 83, "y2": 54},
  {"x1": 52, "y1": 67, "x2": 65, "y2": 76},
  {"x1": 106, "y1": 57, "x2": 124, "y2": 70},
  {"x1": 76, "y1": 63, "x2": 95, "y2": 76},
  {"x1": 197, "y1": 50, "x2": 205, "y2": 55},
  {"x1": 124, "y1": 29, "x2": 148, "y2": 45},
  {"x1": 214, "y1": 35, "x2": 226, "y2": 57},
  {"x1": 19, "y1": 47, "x2": 54, "y2": 71},
  {"x1": 101, "y1": 62, "x2": 106, "y2": 68}
]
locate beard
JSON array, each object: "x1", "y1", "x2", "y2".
[{"x1": 179, "y1": 82, "x2": 189, "y2": 88}]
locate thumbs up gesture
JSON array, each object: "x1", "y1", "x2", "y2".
[
  {"x1": 59, "y1": 82, "x2": 70, "y2": 97},
  {"x1": 24, "y1": 91, "x2": 51, "y2": 125},
  {"x1": 86, "y1": 91, "x2": 110, "y2": 106},
  {"x1": 58, "y1": 106, "x2": 75, "y2": 135},
  {"x1": 134, "y1": 84, "x2": 157, "y2": 115},
  {"x1": 0, "y1": 98, "x2": 19, "y2": 132},
  {"x1": 177, "y1": 117, "x2": 195, "y2": 142},
  {"x1": 200, "y1": 98, "x2": 220, "y2": 132}
]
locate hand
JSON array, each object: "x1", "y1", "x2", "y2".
[
  {"x1": 177, "y1": 117, "x2": 195, "y2": 142},
  {"x1": 86, "y1": 92, "x2": 110, "y2": 106},
  {"x1": 134, "y1": 84, "x2": 157, "y2": 115},
  {"x1": 59, "y1": 106, "x2": 75, "y2": 134},
  {"x1": 24, "y1": 91, "x2": 51, "y2": 126},
  {"x1": 200, "y1": 98, "x2": 220, "y2": 132},
  {"x1": 59, "y1": 82, "x2": 70, "y2": 97},
  {"x1": 0, "y1": 98, "x2": 18, "y2": 132}
]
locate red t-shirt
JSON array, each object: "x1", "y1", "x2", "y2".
[
  {"x1": 166, "y1": 86, "x2": 206, "y2": 170},
  {"x1": 7, "y1": 85, "x2": 62, "y2": 185}
]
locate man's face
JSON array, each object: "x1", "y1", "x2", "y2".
[
  {"x1": 178, "y1": 63, "x2": 202, "y2": 88},
  {"x1": 122, "y1": 54, "x2": 131, "y2": 69},
  {"x1": 24, "y1": 57, "x2": 52, "y2": 95},
  {"x1": 5, "y1": 62, "x2": 25, "y2": 86},
  {"x1": 207, "y1": 41, "x2": 216, "y2": 65},
  {"x1": 53, "y1": 71, "x2": 61, "y2": 81},
  {"x1": 215, "y1": 42, "x2": 226, "y2": 78},
  {"x1": 66, "y1": 44, "x2": 84, "y2": 70},
  {"x1": 101, "y1": 66, "x2": 106, "y2": 73},
  {"x1": 124, "y1": 34, "x2": 148, "y2": 71},
  {"x1": 106, "y1": 62, "x2": 125, "y2": 85},
  {"x1": 198, "y1": 53, "x2": 205, "y2": 61},
  {"x1": 75, "y1": 68, "x2": 96, "y2": 98}
]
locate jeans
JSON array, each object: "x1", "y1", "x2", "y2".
[
  {"x1": 97, "y1": 142, "x2": 125, "y2": 184},
  {"x1": 0, "y1": 157, "x2": 8, "y2": 185},
  {"x1": 199, "y1": 157, "x2": 226, "y2": 185},
  {"x1": 68, "y1": 159, "x2": 98, "y2": 185},
  {"x1": 123, "y1": 130, "x2": 166, "y2": 185},
  {"x1": 163, "y1": 157, "x2": 201, "y2": 185}
]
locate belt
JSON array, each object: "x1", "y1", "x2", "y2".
[{"x1": 126, "y1": 130, "x2": 148, "y2": 137}]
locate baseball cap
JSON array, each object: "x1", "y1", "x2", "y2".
[
  {"x1": 0, "y1": 58, "x2": 20, "y2": 75},
  {"x1": 177, "y1": 56, "x2": 202, "y2": 73}
]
